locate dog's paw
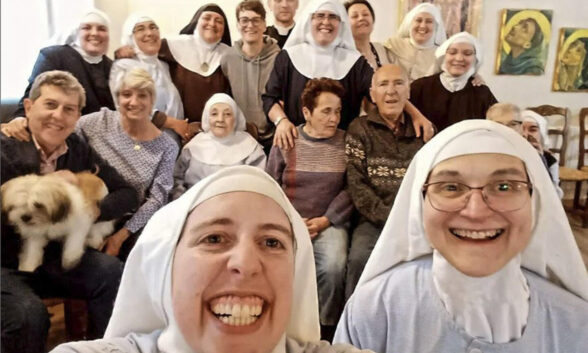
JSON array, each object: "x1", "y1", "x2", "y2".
[
  {"x1": 61, "y1": 248, "x2": 84, "y2": 270},
  {"x1": 18, "y1": 262, "x2": 40, "y2": 272},
  {"x1": 86, "y1": 234, "x2": 104, "y2": 249}
]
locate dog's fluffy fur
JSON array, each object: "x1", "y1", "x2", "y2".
[{"x1": 1, "y1": 172, "x2": 114, "y2": 272}]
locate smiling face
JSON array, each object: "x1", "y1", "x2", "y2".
[
  {"x1": 310, "y1": 10, "x2": 341, "y2": 47},
  {"x1": 78, "y1": 22, "x2": 109, "y2": 56},
  {"x1": 302, "y1": 91, "x2": 341, "y2": 138},
  {"x1": 172, "y1": 191, "x2": 295, "y2": 353},
  {"x1": 118, "y1": 86, "x2": 154, "y2": 122},
  {"x1": 209, "y1": 103, "x2": 236, "y2": 138},
  {"x1": 444, "y1": 42, "x2": 476, "y2": 77},
  {"x1": 410, "y1": 12, "x2": 434, "y2": 45},
  {"x1": 370, "y1": 65, "x2": 410, "y2": 122},
  {"x1": 347, "y1": 3, "x2": 373, "y2": 39},
  {"x1": 268, "y1": 0, "x2": 298, "y2": 26},
  {"x1": 238, "y1": 10, "x2": 266, "y2": 44},
  {"x1": 133, "y1": 21, "x2": 161, "y2": 55},
  {"x1": 423, "y1": 153, "x2": 533, "y2": 277},
  {"x1": 24, "y1": 85, "x2": 81, "y2": 155},
  {"x1": 198, "y1": 11, "x2": 225, "y2": 44}
]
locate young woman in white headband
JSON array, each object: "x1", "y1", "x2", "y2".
[
  {"x1": 52, "y1": 166, "x2": 374, "y2": 353},
  {"x1": 335, "y1": 120, "x2": 588, "y2": 352}
]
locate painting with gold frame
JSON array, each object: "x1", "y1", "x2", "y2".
[
  {"x1": 495, "y1": 9, "x2": 553, "y2": 76},
  {"x1": 398, "y1": 0, "x2": 483, "y2": 38},
  {"x1": 552, "y1": 28, "x2": 588, "y2": 92}
]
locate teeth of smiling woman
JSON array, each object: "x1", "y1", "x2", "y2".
[
  {"x1": 211, "y1": 296, "x2": 264, "y2": 326},
  {"x1": 451, "y1": 229, "x2": 503, "y2": 239}
]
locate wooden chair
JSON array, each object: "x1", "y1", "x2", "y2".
[
  {"x1": 527, "y1": 104, "x2": 569, "y2": 166},
  {"x1": 43, "y1": 298, "x2": 88, "y2": 342},
  {"x1": 561, "y1": 108, "x2": 588, "y2": 227}
]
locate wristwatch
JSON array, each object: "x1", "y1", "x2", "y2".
[{"x1": 274, "y1": 116, "x2": 287, "y2": 126}]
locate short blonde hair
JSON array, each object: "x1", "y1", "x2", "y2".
[
  {"x1": 115, "y1": 68, "x2": 156, "y2": 103},
  {"x1": 29, "y1": 70, "x2": 86, "y2": 111}
]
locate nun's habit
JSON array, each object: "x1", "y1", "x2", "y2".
[
  {"x1": 383, "y1": 3, "x2": 446, "y2": 82},
  {"x1": 334, "y1": 120, "x2": 588, "y2": 353},
  {"x1": 410, "y1": 32, "x2": 497, "y2": 131},
  {"x1": 12, "y1": 9, "x2": 115, "y2": 118},
  {"x1": 52, "y1": 166, "x2": 370, "y2": 353},
  {"x1": 262, "y1": 0, "x2": 373, "y2": 130},
  {"x1": 158, "y1": 4, "x2": 231, "y2": 122},
  {"x1": 110, "y1": 13, "x2": 184, "y2": 120},
  {"x1": 521, "y1": 110, "x2": 564, "y2": 199},
  {"x1": 171, "y1": 94, "x2": 266, "y2": 199}
]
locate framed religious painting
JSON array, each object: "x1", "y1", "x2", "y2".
[
  {"x1": 398, "y1": 0, "x2": 483, "y2": 38},
  {"x1": 552, "y1": 28, "x2": 588, "y2": 92},
  {"x1": 495, "y1": 9, "x2": 553, "y2": 76}
]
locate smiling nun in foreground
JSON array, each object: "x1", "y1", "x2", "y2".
[
  {"x1": 334, "y1": 120, "x2": 588, "y2": 352},
  {"x1": 52, "y1": 166, "x2": 373, "y2": 353}
]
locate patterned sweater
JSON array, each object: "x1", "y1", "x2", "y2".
[
  {"x1": 76, "y1": 108, "x2": 179, "y2": 232},
  {"x1": 345, "y1": 109, "x2": 424, "y2": 227},
  {"x1": 266, "y1": 126, "x2": 353, "y2": 226}
]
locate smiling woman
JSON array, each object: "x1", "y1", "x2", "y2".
[
  {"x1": 334, "y1": 120, "x2": 588, "y2": 352},
  {"x1": 51, "y1": 166, "x2": 371, "y2": 353}
]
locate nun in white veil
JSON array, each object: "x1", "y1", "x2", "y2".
[
  {"x1": 334, "y1": 120, "x2": 588, "y2": 352},
  {"x1": 263, "y1": 0, "x2": 433, "y2": 151},
  {"x1": 383, "y1": 3, "x2": 447, "y2": 82},
  {"x1": 9, "y1": 9, "x2": 114, "y2": 122},
  {"x1": 171, "y1": 93, "x2": 266, "y2": 199},
  {"x1": 110, "y1": 13, "x2": 184, "y2": 121},
  {"x1": 52, "y1": 166, "x2": 372, "y2": 353}
]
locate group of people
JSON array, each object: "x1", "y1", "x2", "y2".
[{"x1": 1, "y1": 1, "x2": 587, "y2": 353}]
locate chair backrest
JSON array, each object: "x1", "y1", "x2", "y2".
[
  {"x1": 579, "y1": 108, "x2": 588, "y2": 169},
  {"x1": 527, "y1": 104, "x2": 569, "y2": 166}
]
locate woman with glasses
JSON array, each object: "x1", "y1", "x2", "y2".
[
  {"x1": 334, "y1": 120, "x2": 588, "y2": 352},
  {"x1": 263, "y1": 0, "x2": 433, "y2": 151},
  {"x1": 110, "y1": 13, "x2": 185, "y2": 143}
]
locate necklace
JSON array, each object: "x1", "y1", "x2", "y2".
[
  {"x1": 200, "y1": 62, "x2": 209, "y2": 72},
  {"x1": 134, "y1": 143, "x2": 141, "y2": 151}
]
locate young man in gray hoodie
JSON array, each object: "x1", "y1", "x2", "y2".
[{"x1": 221, "y1": 0, "x2": 281, "y2": 153}]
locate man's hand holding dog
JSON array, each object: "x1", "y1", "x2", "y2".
[{"x1": 104, "y1": 228, "x2": 130, "y2": 257}]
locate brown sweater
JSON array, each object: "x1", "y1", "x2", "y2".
[{"x1": 345, "y1": 109, "x2": 424, "y2": 227}]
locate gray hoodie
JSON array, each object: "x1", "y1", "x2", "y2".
[{"x1": 221, "y1": 36, "x2": 281, "y2": 142}]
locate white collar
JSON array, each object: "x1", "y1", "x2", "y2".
[{"x1": 166, "y1": 32, "x2": 229, "y2": 77}]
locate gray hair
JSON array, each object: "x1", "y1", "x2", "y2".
[{"x1": 29, "y1": 70, "x2": 86, "y2": 111}]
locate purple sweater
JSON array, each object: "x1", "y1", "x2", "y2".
[{"x1": 266, "y1": 126, "x2": 353, "y2": 226}]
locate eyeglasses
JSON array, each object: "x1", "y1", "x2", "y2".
[
  {"x1": 133, "y1": 23, "x2": 159, "y2": 34},
  {"x1": 238, "y1": 17, "x2": 264, "y2": 26},
  {"x1": 311, "y1": 12, "x2": 341, "y2": 23},
  {"x1": 422, "y1": 180, "x2": 533, "y2": 212}
]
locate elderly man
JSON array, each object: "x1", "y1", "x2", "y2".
[
  {"x1": 345, "y1": 64, "x2": 424, "y2": 299},
  {"x1": 499, "y1": 17, "x2": 545, "y2": 75},
  {"x1": 486, "y1": 102, "x2": 523, "y2": 132},
  {"x1": 265, "y1": 0, "x2": 299, "y2": 48},
  {"x1": 222, "y1": 0, "x2": 281, "y2": 152},
  {"x1": 1, "y1": 70, "x2": 138, "y2": 353}
]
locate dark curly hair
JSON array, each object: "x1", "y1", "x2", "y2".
[{"x1": 301, "y1": 78, "x2": 345, "y2": 113}]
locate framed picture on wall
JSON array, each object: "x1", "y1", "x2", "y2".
[
  {"x1": 495, "y1": 9, "x2": 553, "y2": 76},
  {"x1": 552, "y1": 28, "x2": 588, "y2": 92},
  {"x1": 398, "y1": 0, "x2": 483, "y2": 38}
]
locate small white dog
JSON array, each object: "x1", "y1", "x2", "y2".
[{"x1": 1, "y1": 172, "x2": 114, "y2": 272}]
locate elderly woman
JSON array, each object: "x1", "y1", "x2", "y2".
[
  {"x1": 52, "y1": 166, "x2": 373, "y2": 353},
  {"x1": 267, "y1": 78, "x2": 353, "y2": 339},
  {"x1": 344, "y1": 0, "x2": 395, "y2": 70},
  {"x1": 334, "y1": 120, "x2": 588, "y2": 352},
  {"x1": 520, "y1": 110, "x2": 564, "y2": 198},
  {"x1": 172, "y1": 94, "x2": 266, "y2": 199},
  {"x1": 2, "y1": 10, "x2": 115, "y2": 138},
  {"x1": 263, "y1": 0, "x2": 432, "y2": 150},
  {"x1": 110, "y1": 13, "x2": 185, "y2": 141},
  {"x1": 383, "y1": 3, "x2": 446, "y2": 82},
  {"x1": 410, "y1": 32, "x2": 497, "y2": 132},
  {"x1": 75, "y1": 68, "x2": 178, "y2": 259}
]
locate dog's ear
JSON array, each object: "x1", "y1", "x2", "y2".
[{"x1": 50, "y1": 190, "x2": 71, "y2": 223}]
